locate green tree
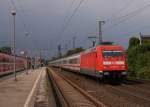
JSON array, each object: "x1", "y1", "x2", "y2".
[
  {"x1": 128, "y1": 37, "x2": 140, "y2": 48},
  {"x1": 50, "y1": 47, "x2": 84, "y2": 62},
  {"x1": 0, "y1": 46, "x2": 11, "y2": 54},
  {"x1": 127, "y1": 37, "x2": 150, "y2": 79},
  {"x1": 66, "y1": 47, "x2": 84, "y2": 56}
]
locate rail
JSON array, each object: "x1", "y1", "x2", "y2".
[{"x1": 47, "y1": 67, "x2": 106, "y2": 107}]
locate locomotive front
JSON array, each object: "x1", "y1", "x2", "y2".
[{"x1": 96, "y1": 45, "x2": 128, "y2": 80}]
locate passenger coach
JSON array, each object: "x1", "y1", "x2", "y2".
[{"x1": 0, "y1": 52, "x2": 30, "y2": 76}]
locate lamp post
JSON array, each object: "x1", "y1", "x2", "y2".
[
  {"x1": 11, "y1": 10, "x2": 16, "y2": 81},
  {"x1": 25, "y1": 32, "x2": 29, "y2": 74}
]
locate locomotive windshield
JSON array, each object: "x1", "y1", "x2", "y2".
[{"x1": 103, "y1": 50, "x2": 123, "y2": 57}]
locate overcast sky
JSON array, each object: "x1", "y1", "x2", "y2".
[{"x1": 0, "y1": 0, "x2": 150, "y2": 59}]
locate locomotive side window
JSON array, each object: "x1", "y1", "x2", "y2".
[{"x1": 103, "y1": 51, "x2": 123, "y2": 57}]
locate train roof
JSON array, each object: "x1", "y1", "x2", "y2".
[
  {"x1": 81, "y1": 44, "x2": 124, "y2": 54},
  {"x1": 50, "y1": 44, "x2": 124, "y2": 63},
  {"x1": 0, "y1": 52, "x2": 31, "y2": 60},
  {"x1": 50, "y1": 53, "x2": 80, "y2": 63}
]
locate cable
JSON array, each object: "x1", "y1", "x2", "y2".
[
  {"x1": 57, "y1": 0, "x2": 76, "y2": 36},
  {"x1": 58, "y1": 0, "x2": 85, "y2": 37},
  {"x1": 104, "y1": 2, "x2": 150, "y2": 31},
  {"x1": 10, "y1": 0, "x2": 16, "y2": 10},
  {"x1": 9, "y1": 0, "x2": 27, "y2": 33},
  {"x1": 106, "y1": 0, "x2": 135, "y2": 22},
  {"x1": 87, "y1": 0, "x2": 135, "y2": 39},
  {"x1": 62, "y1": 0, "x2": 76, "y2": 25},
  {"x1": 9, "y1": 0, "x2": 40, "y2": 56},
  {"x1": 16, "y1": 0, "x2": 27, "y2": 30}
]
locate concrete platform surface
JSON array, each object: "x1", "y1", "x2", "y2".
[
  {"x1": 34, "y1": 68, "x2": 57, "y2": 107},
  {"x1": 0, "y1": 67, "x2": 45, "y2": 107}
]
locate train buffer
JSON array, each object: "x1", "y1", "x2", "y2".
[{"x1": 0, "y1": 67, "x2": 47, "y2": 107}]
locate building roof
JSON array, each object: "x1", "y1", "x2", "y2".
[{"x1": 140, "y1": 35, "x2": 150, "y2": 40}]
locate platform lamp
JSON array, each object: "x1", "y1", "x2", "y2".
[{"x1": 11, "y1": 10, "x2": 17, "y2": 81}]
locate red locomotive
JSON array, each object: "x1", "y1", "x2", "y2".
[
  {"x1": 0, "y1": 52, "x2": 30, "y2": 76},
  {"x1": 50, "y1": 44, "x2": 128, "y2": 81}
]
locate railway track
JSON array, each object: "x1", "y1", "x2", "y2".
[
  {"x1": 52, "y1": 68, "x2": 150, "y2": 107},
  {"x1": 124, "y1": 78, "x2": 150, "y2": 89},
  {"x1": 47, "y1": 68, "x2": 106, "y2": 107},
  {"x1": 105, "y1": 85, "x2": 150, "y2": 105}
]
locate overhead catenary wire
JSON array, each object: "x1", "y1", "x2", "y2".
[
  {"x1": 16, "y1": 0, "x2": 28, "y2": 31},
  {"x1": 9, "y1": 0, "x2": 27, "y2": 33},
  {"x1": 10, "y1": 0, "x2": 16, "y2": 10},
  {"x1": 84, "y1": 1, "x2": 150, "y2": 46},
  {"x1": 58, "y1": 0, "x2": 85, "y2": 37},
  {"x1": 106, "y1": 0, "x2": 135, "y2": 22},
  {"x1": 15, "y1": 0, "x2": 38, "y2": 45},
  {"x1": 9, "y1": 0, "x2": 40, "y2": 56},
  {"x1": 104, "y1": 2, "x2": 150, "y2": 31},
  {"x1": 62, "y1": 0, "x2": 76, "y2": 26},
  {"x1": 88, "y1": 0, "x2": 135, "y2": 40}
]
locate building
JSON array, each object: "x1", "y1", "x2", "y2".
[{"x1": 139, "y1": 33, "x2": 150, "y2": 45}]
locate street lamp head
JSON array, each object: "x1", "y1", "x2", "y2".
[{"x1": 11, "y1": 11, "x2": 16, "y2": 16}]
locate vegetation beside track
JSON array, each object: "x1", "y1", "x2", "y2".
[
  {"x1": 127, "y1": 37, "x2": 150, "y2": 79},
  {"x1": 0, "y1": 46, "x2": 11, "y2": 54}
]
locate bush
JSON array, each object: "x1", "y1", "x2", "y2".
[
  {"x1": 136, "y1": 67, "x2": 150, "y2": 79},
  {"x1": 127, "y1": 37, "x2": 150, "y2": 79},
  {"x1": 128, "y1": 37, "x2": 140, "y2": 49}
]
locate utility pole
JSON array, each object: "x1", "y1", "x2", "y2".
[
  {"x1": 26, "y1": 55, "x2": 28, "y2": 74},
  {"x1": 58, "y1": 44, "x2": 61, "y2": 57},
  {"x1": 88, "y1": 36, "x2": 97, "y2": 47},
  {"x1": 139, "y1": 32, "x2": 142, "y2": 45},
  {"x1": 64, "y1": 44, "x2": 68, "y2": 52},
  {"x1": 34, "y1": 55, "x2": 37, "y2": 69},
  {"x1": 11, "y1": 10, "x2": 17, "y2": 81},
  {"x1": 98, "y1": 21, "x2": 105, "y2": 44},
  {"x1": 67, "y1": 40, "x2": 71, "y2": 50},
  {"x1": 25, "y1": 33, "x2": 29, "y2": 74},
  {"x1": 73, "y1": 36, "x2": 76, "y2": 49},
  {"x1": 39, "y1": 49, "x2": 42, "y2": 67}
]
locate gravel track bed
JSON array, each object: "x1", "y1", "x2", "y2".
[
  {"x1": 123, "y1": 79, "x2": 150, "y2": 90},
  {"x1": 52, "y1": 68, "x2": 150, "y2": 107},
  {"x1": 119, "y1": 84, "x2": 150, "y2": 98}
]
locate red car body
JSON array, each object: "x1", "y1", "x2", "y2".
[
  {"x1": 80, "y1": 45, "x2": 127, "y2": 78},
  {"x1": 0, "y1": 53, "x2": 29, "y2": 76}
]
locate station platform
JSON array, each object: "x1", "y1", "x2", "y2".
[{"x1": 0, "y1": 67, "x2": 45, "y2": 107}]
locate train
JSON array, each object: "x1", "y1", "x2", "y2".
[
  {"x1": 0, "y1": 52, "x2": 31, "y2": 76},
  {"x1": 50, "y1": 44, "x2": 128, "y2": 81}
]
